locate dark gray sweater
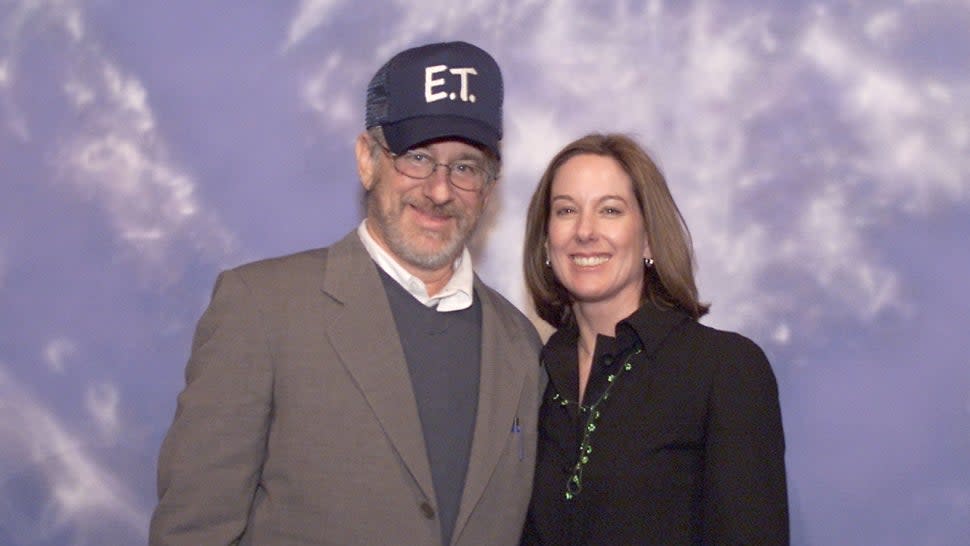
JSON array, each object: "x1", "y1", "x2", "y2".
[{"x1": 379, "y1": 269, "x2": 482, "y2": 546}]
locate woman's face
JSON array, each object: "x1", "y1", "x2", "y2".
[{"x1": 546, "y1": 154, "x2": 650, "y2": 313}]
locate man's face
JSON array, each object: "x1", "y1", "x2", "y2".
[{"x1": 357, "y1": 136, "x2": 493, "y2": 274}]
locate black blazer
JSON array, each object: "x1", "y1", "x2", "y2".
[{"x1": 522, "y1": 303, "x2": 788, "y2": 545}]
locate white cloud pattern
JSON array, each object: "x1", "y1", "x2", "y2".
[{"x1": 0, "y1": 1, "x2": 968, "y2": 545}]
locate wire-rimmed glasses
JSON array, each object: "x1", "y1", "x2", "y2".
[{"x1": 380, "y1": 146, "x2": 493, "y2": 191}]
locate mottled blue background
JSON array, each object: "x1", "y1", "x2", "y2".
[{"x1": 2, "y1": 1, "x2": 968, "y2": 545}]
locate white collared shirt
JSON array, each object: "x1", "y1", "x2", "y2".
[{"x1": 357, "y1": 220, "x2": 474, "y2": 312}]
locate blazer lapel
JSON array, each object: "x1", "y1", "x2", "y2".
[
  {"x1": 451, "y1": 280, "x2": 529, "y2": 542},
  {"x1": 320, "y1": 232, "x2": 435, "y2": 500}
]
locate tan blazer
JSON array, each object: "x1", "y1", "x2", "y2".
[{"x1": 150, "y1": 231, "x2": 543, "y2": 546}]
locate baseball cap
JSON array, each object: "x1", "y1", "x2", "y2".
[{"x1": 365, "y1": 41, "x2": 503, "y2": 157}]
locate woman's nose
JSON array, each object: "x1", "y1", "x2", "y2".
[{"x1": 575, "y1": 211, "x2": 597, "y2": 241}]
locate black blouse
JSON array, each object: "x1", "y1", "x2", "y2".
[{"x1": 522, "y1": 303, "x2": 789, "y2": 545}]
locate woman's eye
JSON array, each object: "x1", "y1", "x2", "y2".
[{"x1": 553, "y1": 207, "x2": 575, "y2": 216}]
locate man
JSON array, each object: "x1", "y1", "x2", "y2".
[{"x1": 149, "y1": 41, "x2": 542, "y2": 546}]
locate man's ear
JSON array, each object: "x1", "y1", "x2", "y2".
[
  {"x1": 355, "y1": 132, "x2": 376, "y2": 191},
  {"x1": 479, "y1": 177, "x2": 498, "y2": 209}
]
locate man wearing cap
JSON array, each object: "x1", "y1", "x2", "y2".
[{"x1": 149, "y1": 41, "x2": 542, "y2": 546}]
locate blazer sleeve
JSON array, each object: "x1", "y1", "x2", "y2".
[
  {"x1": 149, "y1": 269, "x2": 274, "y2": 546},
  {"x1": 703, "y1": 335, "x2": 790, "y2": 545}
]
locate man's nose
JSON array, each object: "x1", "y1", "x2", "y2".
[{"x1": 422, "y1": 165, "x2": 456, "y2": 203}]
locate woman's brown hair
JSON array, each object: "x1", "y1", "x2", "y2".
[{"x1": 523, "y1": 133, "x2": 709, "y2": 328}]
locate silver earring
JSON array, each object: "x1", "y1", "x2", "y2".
[
  {"x1": 544, "y1": 257, "x2": 551, "y2": 267},
  {"x1": 644, "y1": 257, "x2": 654, "y2": 267}
]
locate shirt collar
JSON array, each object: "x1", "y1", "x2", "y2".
[
  {"x1": 541, "y1": 303, "x2": 694, "y2": 398},
  {"x1": 356, "y1": 220, "x2": 474, "y2": 312}
]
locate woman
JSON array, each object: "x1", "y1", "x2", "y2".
[{"x1": 521, "y1": 134, "x2": 788, "y2": 545}]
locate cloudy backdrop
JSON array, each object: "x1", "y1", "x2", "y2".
[{"x1": 2, "y1": 1, "x2": 968, "y2": 544}]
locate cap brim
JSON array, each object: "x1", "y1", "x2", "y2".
[{"x1": 383, "y1": 116, "x2": 501, "y2": 158}]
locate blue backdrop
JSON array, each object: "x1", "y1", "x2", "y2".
[{"x1": 2, "y1": 1, "x2": 968, "y2": 544}]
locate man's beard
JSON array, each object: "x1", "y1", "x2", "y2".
[{"x1": 366, "y1": 180, "x2": 479, "y2": 271}]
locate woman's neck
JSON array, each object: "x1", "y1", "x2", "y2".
[
  {"x1": 572, "y1": 298, "x2": 638, "y2": 345},
  {"x1": 572, "y1": 298, "x2": 639, "y2": 404}
]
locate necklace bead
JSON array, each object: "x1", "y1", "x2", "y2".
[{"x1": 551, "y1": 347, "x2": 643, "y2": 500}]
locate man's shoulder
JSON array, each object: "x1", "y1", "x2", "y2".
[
  {"x1": 229, "y1": 247, "x2": 330, "y2": 282},
  {"x1": 475, "y1": 278, "x2": 541, "y2": 348},
  {"x1": 228, "y1": 231, "x2": 362, "y2": 281},
  {"x1": 475, "y1": 278, "x2": 521, "y2": 314}
]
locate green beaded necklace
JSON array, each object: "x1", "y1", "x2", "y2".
[{"x1": 551, "y1": 347, "x2": 643, "y2": 500}]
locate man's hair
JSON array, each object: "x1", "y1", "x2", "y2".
[{"x1": 523, "y1": 133, "x2": 709, "y2": 328}]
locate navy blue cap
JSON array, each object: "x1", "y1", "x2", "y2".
[{"x1": 365, "y1": 41, "x2": 503, "y2": 157}]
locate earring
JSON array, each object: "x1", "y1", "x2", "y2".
[
  {"x1": 644, "y1": 257, "x2": 654, "y2": 267},
  {"x1": 544, "y1": 257, "x2": 551, "y2": 267}
]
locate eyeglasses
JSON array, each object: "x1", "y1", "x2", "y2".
[{"x1": 380, "y1": 145, "x2": 493, "y2": 192}]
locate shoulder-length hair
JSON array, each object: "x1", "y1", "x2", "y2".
[{"x1": 523, "y1": 133, "x2": 709, "y2": 328}]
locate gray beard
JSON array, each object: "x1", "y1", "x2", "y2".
[{"x1": 367, "y1": 194, "x2": 473, "y2": 271}]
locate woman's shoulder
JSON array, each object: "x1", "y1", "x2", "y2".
[
  {"x1": 672, "y1": 319, "x2": 772, "y2": 374},
  {"x1": 691, "y1": 319, "x2": 764, "y2": 350}
]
